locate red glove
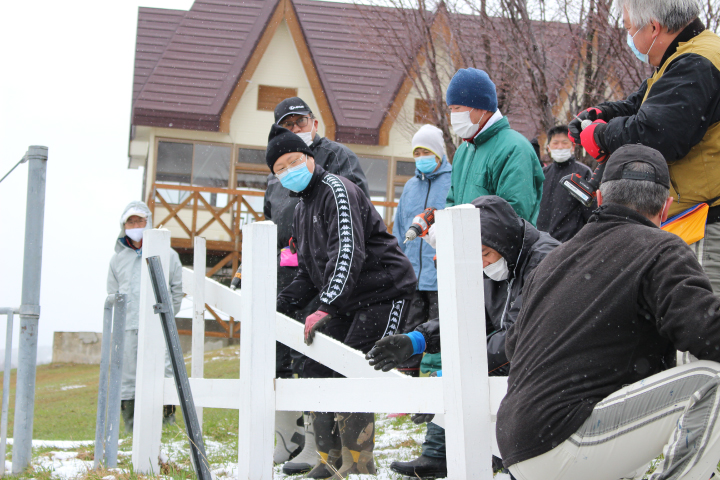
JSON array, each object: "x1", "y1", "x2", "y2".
[
  {"x1": 304, "y1": 310, "x2": 331, "y2": 345},
  {"x1": 579, "y1": 120, "x2": 608, "y2": 161},
  {"x1": 568, "y1": 107, "x2": 604, "y2": 144}
]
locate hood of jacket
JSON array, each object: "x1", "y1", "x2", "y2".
[
  {"x1": 471, "y1": 195, "x2": 540, "y2": 277},
  {"x1": 414, "y1": 156, "x2": 452, "y2": 180},
  {"x1": 116, "y1": 201, "x2": 153, "y2": 253}
]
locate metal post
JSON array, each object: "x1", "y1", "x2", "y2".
[
  {"x1": 13, "y1": 145, "x2": 48, "y2": 473},
  {"x1": 146, "y1": 256, "x2": 211, "y2": 480},
  {"x1": 192, "y1": 237, "x2": 206, "y2": 428},
  {"x1": 105, "y1": 294, "x2": 126, "y2": 467},
  {"x1": 0, "y1": 308, "x2": 17, "y2": 476},
  {"x1": 94, "y1": 297, "x2": 115, "y2": 468}
]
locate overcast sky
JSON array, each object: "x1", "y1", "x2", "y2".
[{"x1": 0, "y1": 0, "x2": 195, "y2": 354}]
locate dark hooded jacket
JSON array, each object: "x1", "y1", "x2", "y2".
[
  {"x1": 276, "y1": 164, "x2": 416, "y2": 316},
  {"x1": 415, "y1": 196, "x2": 560, "y2": 374}
]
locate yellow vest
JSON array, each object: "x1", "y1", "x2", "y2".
[{"x1": 643, "y1": 30, "x2": 720, "y2": 215}]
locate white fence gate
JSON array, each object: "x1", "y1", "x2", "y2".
[{"x1": 132, "y1": 205, "x2": 508, "y2": 480}]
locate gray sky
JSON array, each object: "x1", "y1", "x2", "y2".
[{"x1": 0, "y1": 0, "x2": 194, "y2": 352}]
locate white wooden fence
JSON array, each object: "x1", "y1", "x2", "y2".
[{"x1": 132, "y1": 205, "x2": 508, "y2": 480}]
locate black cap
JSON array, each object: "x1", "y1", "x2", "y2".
[
  {"x1": 266, "y1": 124, "x2": 314, "y2": 172},
  {"x1": 602, "y1": 144, "x2": 670, "y2": 189},
  {"x1": 274, "y1": 97, "x2": 313, "y2": 124}
]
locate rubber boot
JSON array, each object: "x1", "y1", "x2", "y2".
[
  {"x1": 332, "y1": 412, "x2": 376, "y2": 478},
  {"x1": 121, "y1": 399, "x2": 134, "y2": 434},
  {"x1": 274, "y1": 411, "x2": 305, "y2": 464},
  {"x1": 282, "y1": 414, "x2": 317, "y2": 475},
  {"x1": 163, "y1": 405, "x2": 176, "y2": 426},
  {"x1": 305, "y1": 412, "x2": 342, "y2": 479}
]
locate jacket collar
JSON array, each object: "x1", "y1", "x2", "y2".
[
  {"x1": 310, "y1": 134, "x2": 323, "y2": 148},
  {"x1": 550, "y1": 157, "x2": 577, "y2": 169},
  {"x1": 292, "y1": 164, "x2": 327, "y2": 200},
  {"x1": 660, "y1": 18, "x2": 705, "y2": 67},
  {"x1": 588, "y1": 203, "x2": 659, "y2": 229},
  {"x1": 414, "y1": 157, "x2": 452, "y2": 180},
  {"x1": 473, "y1": 117, "x2": 510, "y2": 147}
]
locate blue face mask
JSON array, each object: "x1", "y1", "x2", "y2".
[
  {"x1": 277, "y1": 156, "x2": 313, "y2": 192},
  {"x1": 627, "y1": 25, "x2": 656, "y2": 64},
  {"x1": 415, "y1": 155, "x2": 438, "y2": 174}
]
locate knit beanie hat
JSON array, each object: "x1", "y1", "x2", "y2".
[
  {"x1": 445, "y1": 68, "x2": 498, "y2": 112},
  {"x1": 266, "y1": 124, "x2": 314, "y2": 172},
  {"x1": 412, "y1": 125, "x2": 446, "y2": 160}
]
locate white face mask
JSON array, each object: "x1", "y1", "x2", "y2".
[
  {"x1": 451, "y1": 110, "x2": 486, "y2": 139},
  {"x1": 550, "y1": 148, "x2": 573, "y2": 163},
  {"x1": 297, "y1": 127, "x2": 315, "y2": 147},
  {"x1": 125, "y1": 227, "x2": 145, "y2": 242},
  {"x1": 484, "y1": 256, "x2": 509, "y2": 281}
]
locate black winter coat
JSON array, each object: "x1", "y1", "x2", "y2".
[
  {"x1": 264, "y1": 135, "x2": 370, "y2": 252},
  {"x1": 276, "y1": 165, "x2": 416, "y2": 316},
  {"x1": 537, "y1": 158, "x2": 594, "y2": 242},
  {"x1": 497, "y1": 203, "x2": 720, "y2": 467},
  {"x1": 414, "y1": 196, "x2": 560, "y2": 373}
]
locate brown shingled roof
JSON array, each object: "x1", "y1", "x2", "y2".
[{"x1": 132, "y1": 0, "x2": 281, "y2": 131}]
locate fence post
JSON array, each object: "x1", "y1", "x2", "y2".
[
  {"x1": 237, "y1": 221, "x2": 276, "y2": 480},
  {"x1": 0, "y1": 309, "x2": 16, "y2": 476},
  {"x1": 435, "y1": 205, "x2": 492, "y2": 480},
  {"x1": 94, "y1": 296, "x2": 115, "y2": 468},
  {"x1": 132, "y1": 229, "x2": 171, "y2": 473},
  {"x1": 13, "y1": 145, "x2": 48, "y2": 473},
  {"x1": 192, "y1": 237, "x2": 206, "y2": 428},
  {"x1": 106, "y1": 294, "x2": 126, "y2": 467}
]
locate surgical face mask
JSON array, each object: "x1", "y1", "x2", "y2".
[
  {"x1": 415, "y1": 155, "x2": 438, "y2": 174},
  {"x1": 276, "y1": 156, "x2": 313, "y2": 192},
  {"x1": 550, "y1": 148, "x2": 573, "y2": 163},
  {"x1": 484, "y1": 256, "x2": 509, "y2": 281},
  {"x1": 451, "y1": 110, "x2": 487, "y2": 139},
  {"x1": 627, "y1": 25, "x2": 657, "y2": 64},
  {"x1": 125, "y1": 227, "x2": 145, "y2": 242},
  {"x1": 297, "y1": 127, "x2": 315, "y2": 147}
]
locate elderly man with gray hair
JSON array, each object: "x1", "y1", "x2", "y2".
[
  {"x1": 496, "y1": 145, "x2": 720, "y2": 480},
  {"x1": 569, "y1": 0, "x2": 720, "y2": 289}
]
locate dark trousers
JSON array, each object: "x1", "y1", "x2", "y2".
[
  {"x1": 398, "y1": 290, "x2": 438, "y2": 376},
  {"x1": 276, "y1": 266, "x2": 318, "y2": 379},
  {"x1": 302, "y1": 296, "x2": 412, "y2": 379}
]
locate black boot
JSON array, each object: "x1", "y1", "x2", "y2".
[
  {"x1": 390, "y1": 454, "x2": 447, "y2": 478},
  {"x1": 121, "y1": 399, "x2": 134, "y2": 434},
  {"x1": 305, "y1": 412, "x2": 342, "y2": 479},
  {"x1": 332, "y1": 412, "x2": 376, "y2": 478}
]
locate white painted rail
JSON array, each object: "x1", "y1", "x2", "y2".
[{"x1": 135, "y1": 208, "x2": 507, "y2": 478}]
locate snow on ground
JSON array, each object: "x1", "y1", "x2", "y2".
[
  {"x1": 60, "y1": 385, "x2": 86, "y2": 391},
  {"x1": 18, "y1": 415, "x2": 432, "y2": 479}
]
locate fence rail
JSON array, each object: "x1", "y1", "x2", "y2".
[{"x1": 133, "y1": 205, "x2": 506, "y2": 479}]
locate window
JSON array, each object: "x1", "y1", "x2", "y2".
[
  {"x1": 157, "y1": 141, "x2": 192, "y2": 184},
  {"x1": 396, "y1": 160, "x2": 415, "y2": 176},
  {"x1": 237, "y1": 148, "x2": 266, "y2": 165},
  {"x1": 194, "y1": 144, "x2": 232, "y2": 188},
  {"x1": 257, "y1": 85, "x2": 298, "y2": 111},
  {"x1": 414, "y1": 98, "x2": 433, "y2": 124}
]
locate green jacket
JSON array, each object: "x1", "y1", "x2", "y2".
[{"x1": 446, "y1": 117, "x2": 544, "y2": 225}]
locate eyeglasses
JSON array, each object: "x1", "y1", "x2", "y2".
[
  {"x1": 279, "y1": 116, "x2": 311, "y2": 130},
  {"x1": 125, "y1": 218, "x2": 148, "y2": 227},
  {"x1": 275, "y1": 155, "x2": 307, "y2": 178}
]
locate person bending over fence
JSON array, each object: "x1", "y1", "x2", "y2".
[
  {"x1": 266, "y1": 124, "x2": 417, "y2": 479},
  {"x1": 366, "y1": 195, "x2": 560, "y2": 478},
  {"x1": 498, "y1": 145, "x2": 720, "y2": 480}
]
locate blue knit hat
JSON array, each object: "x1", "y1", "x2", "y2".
[{"x1": 446, "y1": 68, "x2": 498, "y2": 112}]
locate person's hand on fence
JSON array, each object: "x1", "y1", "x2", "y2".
[
  {"x1": 304, "y1": 310, "x2": 331, "y2": 345},
  {"x1": 411, "y1": 413, "x2": 435, "y2": 424},
  {"x1": 365, "y1": 334, "x2": 416, "y2": 371}
]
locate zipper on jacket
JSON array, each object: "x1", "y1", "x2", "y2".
[{"x1": 416, "y1": 177, "x2": 432, "y2": 286}]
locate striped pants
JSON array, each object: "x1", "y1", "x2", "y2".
[{"x1": 509, "y1": 361, "x2": 720, "y2": 480}]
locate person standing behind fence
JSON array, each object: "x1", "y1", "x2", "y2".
[
  {"x1": 267, "y1": 124, "x2": 417, "y2": 479},
  {"x1": 537, "y1": 125, "x2": 594, "y2": 242},
  {"x1": 106, "y1": 201, "x2": 183, "y2": 434},
  {"x1": 262, "y1": 97, "x2": 371, "y2": 469},
  {"x1": 391, "y1": 125, "x2": 451, "y2": 377}
]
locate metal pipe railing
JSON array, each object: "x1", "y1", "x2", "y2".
[
  {"x1": 94, "y1": 294, "x2": 127, "y2": 469},
  {"x1": 0, "y1": 308, "x2": 17, "y2": 476}
]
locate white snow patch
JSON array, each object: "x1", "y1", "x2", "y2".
[
  {"x1": 5, "y1": 439, "x2": 93, "y2": 448},
  {"x1": 36, "y1": 451, "x2": 92, "y2": 479},
  {"x1": 60, "y1": 385, "x2": 86, "y2": 391}
]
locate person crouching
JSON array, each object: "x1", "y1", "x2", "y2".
[{"x1": 267, "y1": 125, "x2": 417, "y2": 479}]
